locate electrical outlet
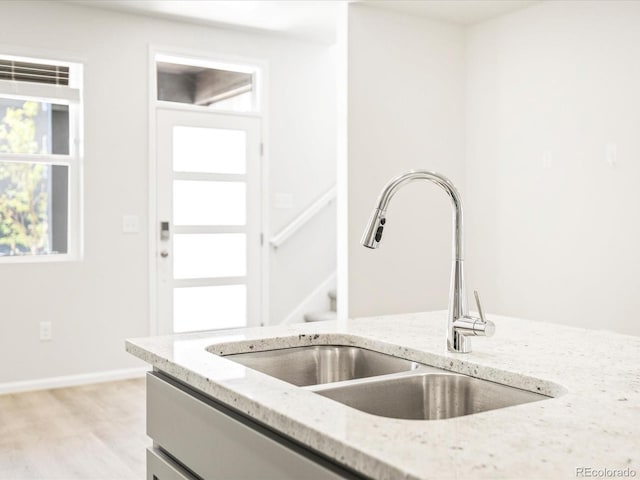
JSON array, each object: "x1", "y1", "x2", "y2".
[
  {"x1": 274, "y1": 193, "x2": 294, "y2": 209},
  {"x1": 605, "y1": 143, "x2": 617, "y2": 168},
  {"x1": 40, "y1": 321, "x2": 52, "y2": 341},
  {"x1": 122, "y1": 215, "x2": 140, "y2": 233}
]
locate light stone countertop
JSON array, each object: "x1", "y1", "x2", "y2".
[{"x1": 126, "y1": 312, "x2": 640, "y2": 480}]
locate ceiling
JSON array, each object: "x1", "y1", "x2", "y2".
[
  {"x1": 67, "y1": 1, "x2": 342, "y2": 43},
  {"x1": 363, "y1": 1, "x2": 539, "y2": 26},
  {"x1": 67, "y1": 1, "x2": 539, "y2": 43}
]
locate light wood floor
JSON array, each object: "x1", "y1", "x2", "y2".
[{"x1": 0, "y1": 379, "x2": 148, "y2": 480}]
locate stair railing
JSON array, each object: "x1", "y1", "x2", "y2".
[{"x1": 269, "y1": 186, "x2": 336, "y2": 249}]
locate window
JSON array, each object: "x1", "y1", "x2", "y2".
[
  {"x1": 156, "y1": 54, "x2": 258, "y2": 113},
  {"x1": 0, "y1": 55, "x2": 82, "y2": 261}
]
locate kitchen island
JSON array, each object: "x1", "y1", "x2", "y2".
[{"x1": 126, "y1": 311, "x2": 639, "y2": 480}]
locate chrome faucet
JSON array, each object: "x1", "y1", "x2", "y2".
[{"x1": 361, "y1": 170, "x2": 495, "y2": 353}]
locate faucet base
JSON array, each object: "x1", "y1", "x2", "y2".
[
  {"x1": 448, "y1": 317, "x2": 496, "y2": 353},
  {"x1": 448, "y1": 330, "x2": 472, "y2": 353}
]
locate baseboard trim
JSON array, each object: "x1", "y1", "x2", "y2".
[{"x1": 0, "y1": 367, "x2": 149, "y2": 395}]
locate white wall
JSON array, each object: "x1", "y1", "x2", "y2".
[
  {"x1": 344, "y1": 1, "x2": 640, "y2": 337},
  {"x1": 268, "y1": 42, "x2": 337, "y2": 325},
  {"x1": 466, "y1": 0, "x2": 640, "y2": 336},
  {"x1": 346, "y1": 5, "x2": 466, "y2": 318},
  {"x1": 0, "y1": 1, "x2": 336, "y2": 384}
]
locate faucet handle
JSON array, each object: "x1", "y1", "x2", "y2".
[
  {"x1": 474, "y1": 290, "x2": 486, "y2": 323},
  {"x1": 452, "y1": 290, "x2": 495, "y2": 346},
  {"x1": 473, "y1": 290, "x2": 495, "y2": 337}
]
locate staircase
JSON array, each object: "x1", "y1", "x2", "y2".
[{"x1": 304, "y1": 289, "x2": 337, "y2": 323}]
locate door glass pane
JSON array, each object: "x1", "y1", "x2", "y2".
[
  {"x1": 173, "y1": 233, "x2": 246, "y2": 279},
  {"x1": 173, "y1": 126, "x2": 246, "y2": 174},
  {"x1": 173, "y1": 180, "x2": 246, "y2": 226},
  {"x1": 174, "y1": 285, "x2": 246, "y2": 332}
]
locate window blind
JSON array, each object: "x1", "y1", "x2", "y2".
[{"x1": 0, "y1": 60, "x2": 69, "y2": 86}]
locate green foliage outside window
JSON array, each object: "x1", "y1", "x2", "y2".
[{"x1": 0, "y1": 101, "x2": 50, "y2": 255}]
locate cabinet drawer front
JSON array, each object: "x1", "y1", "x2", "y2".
[
  {"x1": 147, "y1": 373, "x2": 354, "y2": 480},
  {"x1": 147, "y1": 448, "x2": 197, "y2": 480}
]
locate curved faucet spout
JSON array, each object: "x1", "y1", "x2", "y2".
[
  {"x1": 361, "y1": 170, "x2": 463, "y2": 261},
  {"x1": 361, "y1": 169, "x2": 494, "y2": 353}
]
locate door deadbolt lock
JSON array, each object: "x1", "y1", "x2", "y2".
[{"x1": 160, "y1": 221, "x2": 170, "y2": 241}]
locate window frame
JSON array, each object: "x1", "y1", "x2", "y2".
[
  {"x1": 155, "y1": 53, "x2": 262, "y2": 114},
  {"x1": 0, "y1": 54, "x2": 83, "y2": 263}
]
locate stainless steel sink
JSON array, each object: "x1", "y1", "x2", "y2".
[
  {"x1": 224, "y1": 345, "x2": 419, "y2": 386},
  {"x1": 315, "y1": 372, "x2": 549, "y2": 420},
  {"x1": 223, "y1": 344, "x2": 553, "y2": 419}
]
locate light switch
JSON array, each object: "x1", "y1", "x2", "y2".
[
  {"x1": 605, "y1": 143, "x2": 617, "y2": 168},
  {"x1": 122, "y1": 215, "x2": 140, "y2": 234},
  {"x1": 274, "y1": 193, "x2": 294, "y2": 209}
]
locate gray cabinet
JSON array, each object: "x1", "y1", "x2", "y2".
[
  {"x1": 147, "y1": 447, "x2": 197, "y2": 480},
  {"x1": 146, "y1": 372, "x2": 363, "y2": 480}
]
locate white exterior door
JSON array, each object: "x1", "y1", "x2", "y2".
[{"x1": 156, "y1": 108, "x2": 262, "y2": 334}]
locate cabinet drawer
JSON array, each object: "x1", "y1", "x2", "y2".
[
  {"x1": 147, "y1": 372, "x2": 358, "y2": 480},
  {"x1": 147, "y1": 447, "x2": 197, "y2": 480}
]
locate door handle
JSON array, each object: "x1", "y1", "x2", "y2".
[{"x1": 160, "y1": 250, "x2": 169, "y2": 258}]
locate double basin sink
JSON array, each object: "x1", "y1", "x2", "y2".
[{"x1": 224, "y1": 346, "x2": 549, "y2": 420}]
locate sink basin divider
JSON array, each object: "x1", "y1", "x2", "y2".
[{"x1": 302, "y1": 365, "x2": 452, "y2": 393}]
